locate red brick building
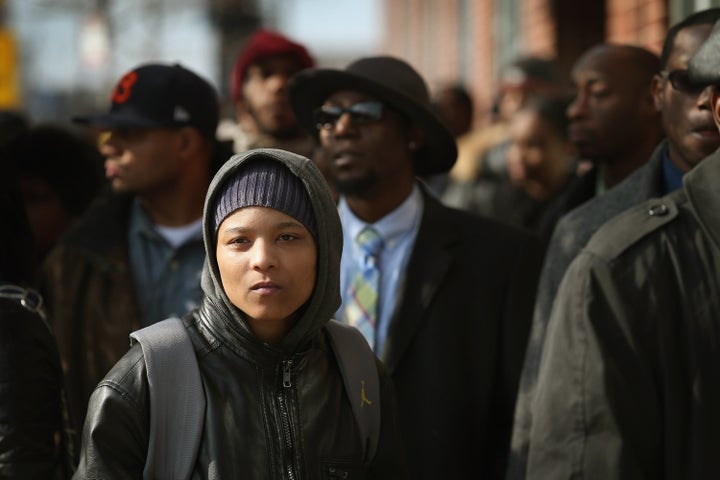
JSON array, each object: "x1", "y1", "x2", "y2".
[{"x1": 379, "y1": 0, "x2": 686, "y2": 127}]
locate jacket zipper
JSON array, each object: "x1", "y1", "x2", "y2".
[
  {"x1": 283, "y1": 359, "x2": 293, "y2": 387},
  {"x1": 278, "y1": 359, "x2": 297, "y2": 480}
]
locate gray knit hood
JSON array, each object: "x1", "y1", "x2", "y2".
[{"x1": 200, "y1": 148, "x2": 342, "y2": 352}]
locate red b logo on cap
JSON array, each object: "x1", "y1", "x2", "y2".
[{"x1": 112, "y1": 71, "x2": 138, "y2": 104}]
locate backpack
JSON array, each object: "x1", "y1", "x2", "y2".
[{"x1": 130, "y1": 317, "x2": 380, "y2": 480}]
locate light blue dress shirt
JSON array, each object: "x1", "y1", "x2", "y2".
[
  {"x1": 337, "y1": 184, "x2": 423, "y2": 353},
  {"x1": 128, "y1": 200, "x2": 205, "y2": 327}
]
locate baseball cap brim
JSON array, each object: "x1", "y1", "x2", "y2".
[{"x1": 72, "y1": 110, "x2": 169, "y2": 130}]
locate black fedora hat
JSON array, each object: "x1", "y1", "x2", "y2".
[{"x1": 288, "y1": 56, "x2": 457, "y2": 175}]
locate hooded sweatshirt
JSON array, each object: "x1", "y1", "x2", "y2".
[{"x1": 73, "y1": 149, "x2": 407, "y2": 479}]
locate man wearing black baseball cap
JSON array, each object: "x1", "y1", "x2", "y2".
[
  {"x1": 40, "y1": 63, "x2": 225, "y2": 430},
  {"x1": 288, "y1": 56, "x2": 543, "y2": 478}
]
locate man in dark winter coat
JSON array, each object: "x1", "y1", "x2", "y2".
[
  {"x1": 40, "y1": 63, "x2": 225, "y2": 430},
  {"x1": 523, "y1": 17, "x2": 720, "y2": 478},
  {"x1": 509, "y1": 9, "x2": 720, "y2": 478}
]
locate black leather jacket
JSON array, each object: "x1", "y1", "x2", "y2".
[
  {"x1": 74, "y1": 149, "x2": 408, "y2": 479},
  {"x1": 0, "y1": 286, "x2": 70, "y2": 478},
  {"x1": 76, "y1": 304, "x2": 405, "y2": 479},
  {"x1": 525, "y1": 149, "x2": 720, "y2": 478}
]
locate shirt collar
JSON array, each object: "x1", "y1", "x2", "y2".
[
  {"x1": 129, "y1": 198, "x2": 158, "y2": 239},
  {"x1": 129, "y1": 199, "x2": 204, "y2": 246},
  {"x1": 339, "y1": 184, "x2": 423, "y2": 248},
  {"x1": 661, "y1": 145, "x2": 685, "y2": 194}
]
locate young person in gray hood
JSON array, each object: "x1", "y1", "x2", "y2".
[{"x1": 73, "y1": 148, "x2": 408, "y2": 479}]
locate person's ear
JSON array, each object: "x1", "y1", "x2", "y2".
[
  {"x1": 407, "y1": 124, "x2": 425, "y2": 153},
  {"x1": 639, "y1": 82, "x2": 660, "y2": 117},
  {"x1": 177, "y1": 127, "x2": 203, "y2": 157},
  {"x1": 651, "y1": 74, "x2": 664, "y2": 113}
]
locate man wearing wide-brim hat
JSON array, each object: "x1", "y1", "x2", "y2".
[{"x1": 288, "y1": 56, "x2": 543, "y2": 478}]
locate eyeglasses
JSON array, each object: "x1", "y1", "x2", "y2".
[
  {"x1": 661, "y1": 69, "x2": 708, "y2": 95},
  {"x1": 313, "y1": 101, "x2": 384, "y2": 130}
]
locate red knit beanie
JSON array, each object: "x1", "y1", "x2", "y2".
[{"x1": 230, "y1": 29, "x2": 315, "y2": 103}]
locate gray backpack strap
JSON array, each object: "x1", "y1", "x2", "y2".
[
  {"x1": 130, "y1": 317, "x2": 205, "y2": 480},
  {"x1": 326, "y1": 319, "x2": 380, "y2": 465}
]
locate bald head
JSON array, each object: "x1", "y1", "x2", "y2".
[
  {"x1": 567, "y1": 44, "x2": 663, "y2": 186},
  {"x1": 575, "y1": 44, "x2": 660, "y2": 91}
]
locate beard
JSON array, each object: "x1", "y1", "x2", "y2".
[
  {"x1": 333, "y1": 170, "x2": 379, "y2": 198},
  {"x1": 244, "y1": 99, "x2": 301, "y2": 140}
]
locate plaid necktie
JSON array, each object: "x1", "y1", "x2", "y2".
[{"x1": 343, "y1": 227, "x2": 383, "y2": 349}]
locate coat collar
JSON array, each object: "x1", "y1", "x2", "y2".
[
  {"x1": 684, "y1": 148, "x2": 720, "y2": 250},
  {"x1": 379, "y1": 186, "x2": 458, "y2": 372},
  {"x1": 60, "y1": 190, "x2": 133, "y2": 253}
]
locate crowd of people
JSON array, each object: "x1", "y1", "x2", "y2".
[{"x1": 3, "y1": 8, "x2": 720, "y2": 479}]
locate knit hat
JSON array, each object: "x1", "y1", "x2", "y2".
[
  {"x1": 230, "y1": 29, "x2": 315, "y2": 103},
  {"x1": 213, "y1": 157, "x2": 317, "y2": 237}
]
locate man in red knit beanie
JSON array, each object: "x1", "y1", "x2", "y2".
[{"x1": 219, "y1": 29, "x2": 317, "y2": 158}]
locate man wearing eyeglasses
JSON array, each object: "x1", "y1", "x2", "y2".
[
  {"x1": 518, "y1": 14, "x2": 720, "y2": 480},
  {"x1": 288, "y1": 56, "x2": 543, "y2": 479},
  {"x1": 510, "y1": 8, "x2": 720, "y2": 480}
]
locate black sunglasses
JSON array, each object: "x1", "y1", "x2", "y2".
[
  {"x1": 313, "y1": 101, "x2": 384, "y2": 130},
  {"x1": 662, "y1": 69, "x2": 708, "y2": 95}
]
